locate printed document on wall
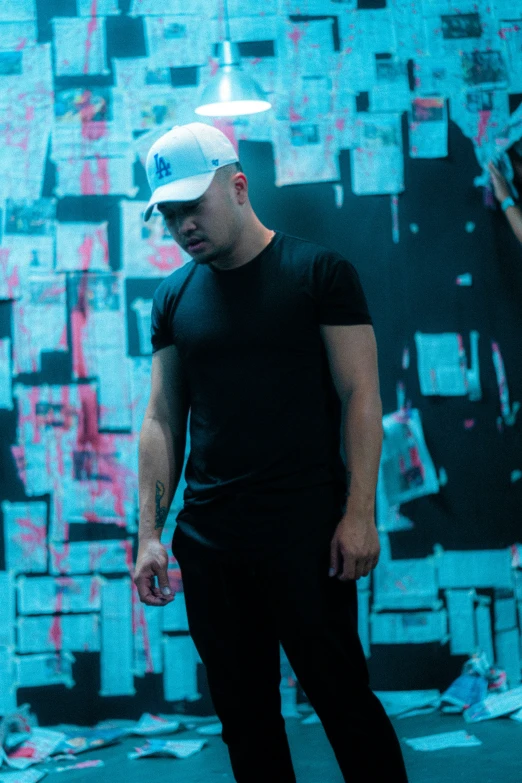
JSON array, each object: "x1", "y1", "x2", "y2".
[
  {"x1": 351, "y1": 114, "x2": 404, "y2": 195},
  {"x1": 409, "y1": 98, "x2": 448, "y2": 158}
]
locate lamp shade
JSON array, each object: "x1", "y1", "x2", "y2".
[{"x1": 195, "y1": 41, "x2": 271, "y2": 117}]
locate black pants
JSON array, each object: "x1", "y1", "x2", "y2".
[{"x1": 172, "y1": 524, "x2": 409, "y2": 783}]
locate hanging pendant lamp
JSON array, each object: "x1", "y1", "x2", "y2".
[{"x1": 195, "y1": 1, "x2": 271, "y2": 117}]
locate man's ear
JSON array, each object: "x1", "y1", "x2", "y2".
[{"x1": 233, "y1": 172, "x2": 248, "y2": 204}]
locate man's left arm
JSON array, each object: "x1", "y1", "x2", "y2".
[{"x1": 320, "y1": 323, "x2": 383, "y2": 581}]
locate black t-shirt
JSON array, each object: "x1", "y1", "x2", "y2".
[{"x1": 151, "y1": 230, "x2": 373, "y2": 554}]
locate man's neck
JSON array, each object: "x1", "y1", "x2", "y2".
[{"x1": 210, "y1": 223, "x2": 275, "y2": 271}]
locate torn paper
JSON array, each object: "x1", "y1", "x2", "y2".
[
  {"x1": 55, "y1": 222, "x2": 110, "y2": 272},
  {"x1": 49, "y1": 539, "x2": 133, "y2": 575},
  {"x1": 17, "y1": 614, "x2": 101, "y2": 654},
  {"x1": 1, "y1": 501, "x2": 47, "y2": 575},
  {"x1": 144, "y1": 16, "x2": 215, "y2": 68},
  {"x1": 405, "y1": 729, "x2": 481, "y2": 751},
  {"x1": 380, "y1": 408, "x2": 439, "y2": 506},
  {"x1": 0, "y1": 647, "x2": 17, "y2": 716},
  {"x1": 495, "y1": 628, "x2": 521, "y2": 687},
  {"x1": 409, "y1": 98, "x2": 448, "y2": 158},
  {"x1": 12, "y1": 275, "x2": 67, "y2": 374},
  {"x1": 373, "y1": 557, "x2": 440, "y2": 611},
  {"x1": 14, "y1": 651, "x2": 75, "y2": 689},
  {"x1": 370, "y1": 609, "x2": 449, "y2": 644},
  {"x1": 351, "y1": 114, "x2": 404, "y2": 196},
  {"x1": 435, "y1": 547, "x2": 514, "y2": 590},
  {"x1": 100, "y1": 577, "x2": 135, "y2": 696},
  {"x1": 0, "y1": 339, "x2": 12, "y2": 409},
  {"x1": 16, "y1": 575, "x2": 103, "y2": 615},
  {"x1": 52, "y1": 17, "x2": 109, "y2": 76},
  {"x1": 415, "y1": 332, "x2": 479, "y2": 397},
  {"x1": 464, "y1": 685, "x2": 522, "y2": 722},
  {"x1": 163, "y1": 635, "x2": 200, "y2": 702},
  {"x1": 445, "y1": 589, "x2": 477, "y2": 655}
]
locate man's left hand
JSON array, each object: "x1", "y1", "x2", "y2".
[
  {"x1": 488, "y1": 161, "x2": 511, "y2": 202},
  {"x1": 329, "y1": 514, "x2": 380, "y2": 581}
]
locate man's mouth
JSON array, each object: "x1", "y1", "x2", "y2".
[{"x1": 186, "y1": 239, "x2": 206, "y2": 252}]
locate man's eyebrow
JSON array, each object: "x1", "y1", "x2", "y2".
[{"x1": 159, "y1": 197, "x2": 203, "y2": 212}]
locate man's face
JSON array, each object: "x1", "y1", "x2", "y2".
[{"x1": 157, "y1": 170, "x2": 242, "y2": 265}]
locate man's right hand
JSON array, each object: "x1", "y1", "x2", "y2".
[{"x1": 134, "y1": 539, "x2": 175, "y2": 606}]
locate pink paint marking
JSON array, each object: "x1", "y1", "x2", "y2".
[
  {"x1": 11, "y1": 445, "x2": 27, "y2": 485},
  {"x1": 96, "y1": 226, "x2": 109, "y2": 264},
  {"x1": 78, "y1": 384, "x2": 99, "y2": 447},
  {"x1": 79, "y1": 234, "x2": 94, "y2": 270},
  {"x1": 51, "y1": 543, "x2": 70, "y2": 574},
  {"x1": 289, "y1": 107, "x2": 304, "y2": 122},
  {"x1": 464, "y1": 419, "x2": 476, "y2": 429},
  {"x1": 147, "y1": 245, "x2": 184, "y2": 272},
  {"x1": 123, "y1": 540, "x2": 134, "y2": 574},
  {"x1": 208, "y1": 56, "x2": 219, "y2": 77},
  {"x1": 97, "y1": 157, "x2": 111, "y2": 195},
  {"x1": 90, "y1": 577, "x2": 100, "y2": 604},
  {"x1": 288, "y1": 25, "x2": 305, "y2": 49},
  {"x1": 16, "y1": 516, "x2": 46, "y2": 556},
  {"x1": 15, "y1": 38, "x2": 28, "y2": 50},
  {"x1": 80, "y1": 160, "x2": 96, "y2": 195},
  {"x1": 212, "y1": 119, "x2": 238, "y2": 153},
  {"x1": 83, "y1": 5, "x2": 98, "y2": 74},
  {"x1": 49, "y1": 615, "x2": 63, "y2": 651},
  {"x1": 475, "y1": 110, "x2": 491, "y2": 147}
]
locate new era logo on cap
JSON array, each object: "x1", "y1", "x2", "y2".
[{"x1": 143, "y1": 123, "x2": 239, "y2": 221}]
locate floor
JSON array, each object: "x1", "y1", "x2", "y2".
[{"x1": 39, "y1": 711, "x2": 521, "y2": 782}]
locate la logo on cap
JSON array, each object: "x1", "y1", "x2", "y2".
[{"x1": 154, "y1": 153, "x2": 172, "y2": 180}]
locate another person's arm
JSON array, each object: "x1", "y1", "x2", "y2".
[
  {"x1": 320, "y1": 323, "x2": 383, "y2": 582},
  {"x1": 488, "y1": 161, "x2": 522, "y2": 244},
  {"x1": 134, "y1": 344, "x2": 189, "y2": 606}
]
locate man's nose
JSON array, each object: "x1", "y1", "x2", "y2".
[{"x1": 177, "y1": 213, "x2": 197, "y2": 235}]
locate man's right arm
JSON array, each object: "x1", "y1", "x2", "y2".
[{"x1": 134, "y1": 344, "x2": 189, "y2": 606}]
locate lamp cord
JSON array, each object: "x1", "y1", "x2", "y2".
[{"x1": 223, "y1": 0, "x2": 231, "y2": 40}]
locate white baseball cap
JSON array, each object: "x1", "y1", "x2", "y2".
[{"x1": 143, "y1": 122, "x2": 239, "y2": 222}]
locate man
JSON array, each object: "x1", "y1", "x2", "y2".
[
  {"x1": 134, "y1": 122, "x2": 409, "y2": 783},
  {"x1": 488, "y1": 142, "x2": 522, "y2": 245}
]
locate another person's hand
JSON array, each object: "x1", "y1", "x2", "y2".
[
  {"x1": 134, "y1": 539, "x2": 175, "y2": 606},
  {"x1": 488, "y1": 161, "x2": 511, "y2": 202},
  {"x1": 329, "y1": 513, "x2": 380, "y2": 581}
]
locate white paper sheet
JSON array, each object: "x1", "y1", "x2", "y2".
[
  {"x1": 14, "y1": 651, "x2": 75, "y2": 689},
  {"x1": 0, "y1": 22, "x2": 38, "y2": 50},
  {"x1": 278, "y1": 18, "x2": 336, "y2": 79},
  {"x1": 414, "y1": 332, "x2": 470, "y2": 396},
  {"x1": 409, "y1": 97, "x2": 448, "y2": 158},
  {"x1": 12, "y1": 275, "x2": 68, "y2": 374},
  {"x1": 351, "y1": 114, "x2": 404, "y2": 196},
  {"x1": 464, "y1": 685, "x2": 522, "y2": 722},
  {"x1": 0, "y1": 770, "x2": 47, "y2": 783},
  {"x1": 494, "y1": 594, "x2": 517, "y2": 631},
  {"x1": 380, "y1": 409, "x2": 439, "y2": 506},
  {"x1": 0, "y1": 339, "x2": 12, "y2": 410},
  {"x1": 16, "y1": 575, "x2": 103, "y2": 615},
  {"x1": 49, "y1": 539, "x2": 133, "y2": 575},
  {"x1": 100, "y1": 577, "x2": 135, "y2": 696},
  {"x1": 144, "y1": 16, "x2": 216, "y2": 68},
  {"x1": 163, "y1": 635, "x2": 200, "y2": 702},
  {"x1": 405, "y1": 729, "x2": 481, "y2": 751},
  {"x1": 55, "y1": 222, "x2": 110, "y2": 272},
  {"x1": 445, "y1": 589, "x2": 477, "y2": 655},
  {"x1": 0, "y1": 572, "x2": 16, "y2": 648},
  {"x1": 475, "y1": 600, "x2": 495, "y2": 667},
  {"x1": 435, "y1": 547, "x2": 514, "y2": 590},
  {"x1": 495, "y1": 628, "x2": 521, "y2": 687},
  {"x1": 374, "y1": 690, "x2": 441, "y2": 718},
  {"x1": 1, "y1": 197, "x2": 56, "y2": 296},
  {"x1": 373, "y1": 557, "x2": 440, "y2": 611},
  {"x1": 54, "y1": 155, "x2": 137, "y2": 198},
  {"x1": 129, "y1": 0, "x2": 208, "y2": 15},
  {"x1": 17, "y1": 614, "x2": 101, "y2": 653},
  {"x1": 52, "y1": 17, "x2": 109, "y2": 76},
  {"x1": 370, "y1": 609, "x2": 449, "y2": 644},
  {"x1": 162, "y1": 592, "x2": 189, "y2": 633},
  {"x1": 273, "y1": 120, "x2": 340, "y2": 187},
  {"x1": 0, "y1": 646, "x2": 17, "y2": 718},
  {"x1": 120, "y1": 201, "x2": 191, "y2": 277},
  {"x1": 0, "y1": 0, "x2": 35, "y2": 20},
  {"x1": 2, "y1": 501, "x2": 48, "y2": 575},
  {"x1": 3, "y1": 728, "x2": 65, "y2": 770},
  {"x1": 78, "y1": 0, "x2": 119, "y2": 14}
]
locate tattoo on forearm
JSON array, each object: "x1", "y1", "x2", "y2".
[{"x1": 154, "y1": 480, "x2": 168, "y2": 530}]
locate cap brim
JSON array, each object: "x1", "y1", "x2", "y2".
[{"x1": 143, "y1": 171, "x2": 216, "y2": 221}]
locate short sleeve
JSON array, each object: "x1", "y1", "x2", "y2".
[
  {"x1": 314, "y1": 252, "x2": 373, "y2": 326},
  {"x1": 150, "y1": 282, "x2": 174, "y2": 353}
]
